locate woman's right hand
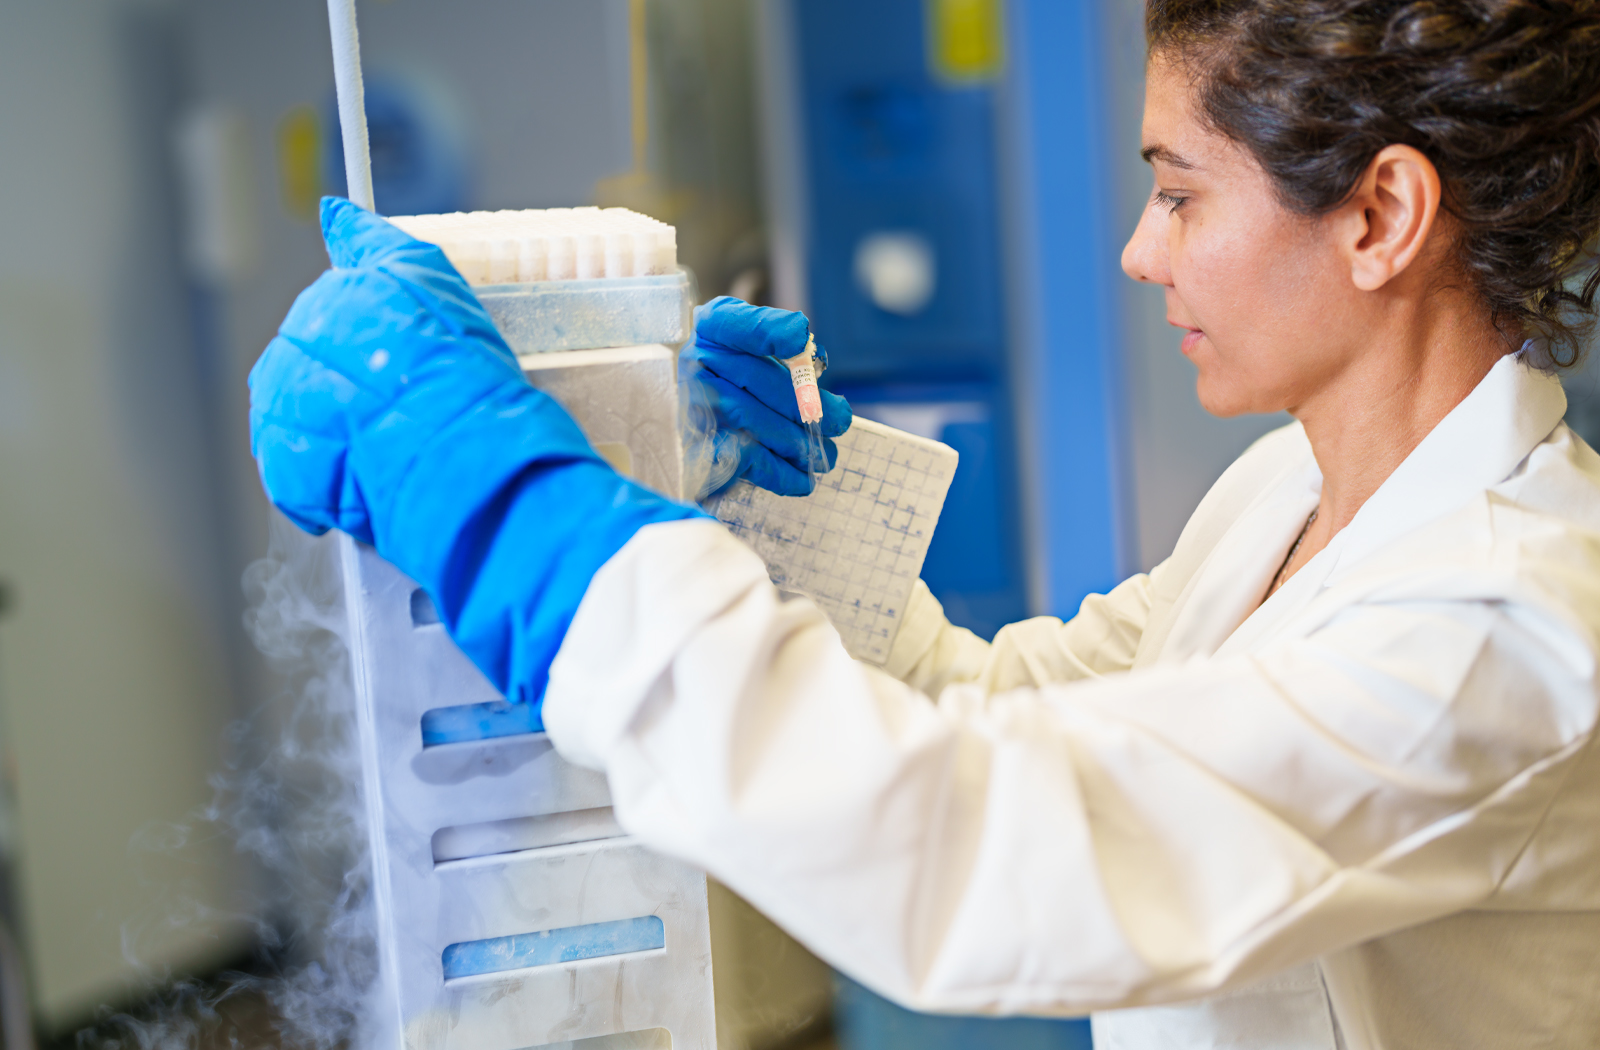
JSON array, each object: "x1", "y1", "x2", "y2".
[{"x1": 681, "y1": 296, "x2": 853, "y2": 500}]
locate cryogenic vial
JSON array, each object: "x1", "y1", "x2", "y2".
[{"x1": 783, "y1": 334, "x2": 824, "y2": 425}]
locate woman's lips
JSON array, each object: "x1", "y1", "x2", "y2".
[{"x1": 1180, "y1": 329, "x2": 1204, "y2": 355}]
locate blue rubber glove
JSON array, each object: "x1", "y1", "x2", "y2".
[
  {"x1": 681, "y1": 297, "x2": 852, "y2": 499},
  {"x1": 250, "y1": 197, "x2": 706, "y2": 708}
]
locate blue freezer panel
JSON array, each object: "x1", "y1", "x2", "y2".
[{"x1": 795, "y1": 0, "x2": 1006, "y2": 379}]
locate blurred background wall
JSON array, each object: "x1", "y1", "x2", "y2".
[
  {"x1": 0, "y1": 0, "x2": 1357, "y2": 1045},
  {"x1": 0, "y1": 0, "x2": 251, "y2": 1028}
]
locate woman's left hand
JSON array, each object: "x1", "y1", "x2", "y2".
[{"x1": 681, "y1": 297, "x2": 853, "y2": 500}]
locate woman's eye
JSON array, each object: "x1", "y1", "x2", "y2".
[{"x1": 1154, "y1": 190, "x2": 1189, "y2": 214}]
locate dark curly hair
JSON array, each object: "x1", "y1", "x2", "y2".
[{"x1": 1148, "y1": 0, "x2": 1600, "y2": 366}]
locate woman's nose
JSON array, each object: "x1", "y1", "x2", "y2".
[{"x1": 1121, "y1": 206, "x2": 1170, "y2": 286}]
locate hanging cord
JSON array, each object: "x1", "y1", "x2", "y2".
[
  {"x1": 630, "y1": 0, "x2": 649, "y2": 179},
  {"x1": 326, "y1": 0, "x2": 375, "y2": 212},
  {"x1": 1267, "y1": 508, "x2": 1319, "y2": 598}
]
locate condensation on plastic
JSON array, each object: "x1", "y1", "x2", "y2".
[
  {"x1": 476, "y1": 272, "x2": 692, "y2": 356},
  {"x1": 677, "y1": 354, "x2": 742, "y2": 504}
]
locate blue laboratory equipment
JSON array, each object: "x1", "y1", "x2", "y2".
[
  {"x1": 760, "y1": 0, "x2": 1129, "y2": 1045},
  {"x1": 772, "y1": 0, "x2": 1029, "y2": 641}
]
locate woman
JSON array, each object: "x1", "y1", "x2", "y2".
[{"x1": 249, "y1": 0, "x2": 1600, "y2": 1045}]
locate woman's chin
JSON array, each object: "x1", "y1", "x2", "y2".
[{"x1": 1194, "y1": 375, "x2": 1258, "y2": 419}]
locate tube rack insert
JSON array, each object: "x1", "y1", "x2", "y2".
[{"x1": 388, "y1": 208, "x2": 691, "y2": 357}]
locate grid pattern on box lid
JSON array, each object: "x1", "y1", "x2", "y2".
[
  {"x1": 388, "y1": 206, "x2": 677, "y2": 285},
  {"x1": 707, "y1": 420, "x2": 958, "y2": 665}
]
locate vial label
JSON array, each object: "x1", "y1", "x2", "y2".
[{"x1": 789, "y1": 363, "x2": 823, "y2": 424}]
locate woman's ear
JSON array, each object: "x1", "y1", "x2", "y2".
[{"x1": 1339, "y1": 144, "x2": 1443, "y2": 292}]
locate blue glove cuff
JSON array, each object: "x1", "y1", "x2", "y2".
[{"x1": 372, "y1": 380, "x2": 707, "y2": 708}]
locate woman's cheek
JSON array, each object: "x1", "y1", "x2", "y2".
[{"x1": 1170, "y1": 242, "x2": 1222, "y2": 331}]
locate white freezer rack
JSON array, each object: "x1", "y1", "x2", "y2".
[{"x1": 341, "y1": 345, "x2": 713, "y2": 1050}]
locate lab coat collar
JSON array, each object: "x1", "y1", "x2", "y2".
[
  {"x1": 1212, "y1": 352, "x2": 1567, "y2": 660},
  {"x1": 1153, "y1": 454, "x2": 1322, "y2": 663},
  {"x1": 1319, "y1": 351, "x2": 1566, "y2": 584},
  {"x1": 1158, "y1": 352, "x2": 1566, "y2": 664}
]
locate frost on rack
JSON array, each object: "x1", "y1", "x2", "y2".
[
  {"x1": 389, "y1": 206, "x2": 678, "y2": 285},
  {"x1": 340, "y1": 341, "x2": 715, "y2": 1049}
]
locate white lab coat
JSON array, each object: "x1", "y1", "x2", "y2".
[{"x1": 542, "y1": 353, "x2": 1600, "y2": 1049}]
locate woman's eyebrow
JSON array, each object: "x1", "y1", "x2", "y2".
[{"x1": 1141, "y1": 144, "x2": 1199, "y2": 171}]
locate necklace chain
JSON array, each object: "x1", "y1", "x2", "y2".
[{"x1": 1268, "y1": 508, "x2": 1319, "y2": 597}]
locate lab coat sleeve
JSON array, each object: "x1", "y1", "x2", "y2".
[
  {"x1": 541, "y1": 517, "x2": 1599, "y2": 1015},
  {"x1": 879, "y1": 580, "x2": 993, "y2": 694},
  {"x1": 882, "y1": 570, "x2": 1160, "y2": 695}
]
